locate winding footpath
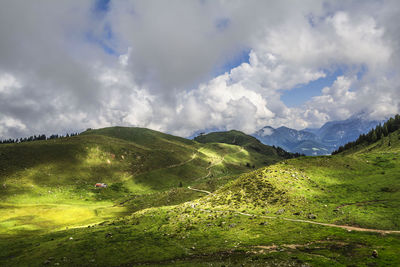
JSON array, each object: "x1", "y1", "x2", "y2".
[
  {"x1": 234, "y1": 211, "x2": 400, "y2": 235},
  {"x1": 187, "y1": 186, "x2": 213, "y2": 195},
  {"x1": 185, "y1": 187, "x2": 400, "y2": 235},
  {"x1": 165, "y1": 153, "x2": 197, "y2": 169}
]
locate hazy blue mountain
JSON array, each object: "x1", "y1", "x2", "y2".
[
  {"x1": 315, "y1": 116, "x2": 382, "y2": 149},
  {"x1": 253, "y1": 116, "x2": 382, "y2": 156},
  {"x1": 253, "y1": 126, "x2": 329, "y2": 156}
]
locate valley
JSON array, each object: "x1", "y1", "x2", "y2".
[{"x1": 1, "y1": 126, "x2": 400, "y2": 266}]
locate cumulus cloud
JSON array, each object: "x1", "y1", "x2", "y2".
[{"x1": 0, "y1": 0, "x2": 399, "y2": 138}]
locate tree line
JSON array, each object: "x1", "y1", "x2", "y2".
[
  {"x1": 273, "y1": 145, "x2": 304, "y2": 158},
  {"x1": 332, "y1": 114, "x2": 400, "y2": 154},
  {"x1": 0, "y1": 132, "x2": 80, "y2": 144}
]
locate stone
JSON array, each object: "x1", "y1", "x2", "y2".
[
  {"x1": 275, "y1": 209, "x2": 285, "y2": 215},
  {"x1": 372, "y1": 250, "x2": 378, "y2": 258},
  {"x1": 307, "y1": 214, "x2": 317, "y2": 219},
  {"x1": 105, "y1": 233, "x2": 113, "y2": 238}
]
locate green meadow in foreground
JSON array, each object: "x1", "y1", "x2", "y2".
[{"x1": 1, "y1": 127, "x2": 400, "y2": 266}]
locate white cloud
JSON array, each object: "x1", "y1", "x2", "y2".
[
  {"x1": 261, "y1": 127, "x2": 274, "y2": 137},
  {"x1": 0, "y1": 0, "x2": 400, "y2": 139}
]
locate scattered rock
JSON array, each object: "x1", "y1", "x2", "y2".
[
  {"x1": 275, "y1": 209, "x2": 285, "y2": 215},
  {"x1": 43, "y1": 257, "x2": 54, "y2": 265},
  {"x1": 105, "y1": 232, "x2": 113, "y2": 238},
  {"x1": 69, "y1": 237, "x2": 73, "y2": 240},
  {"x1": 372, "y1": 250, "x2": 378, "y2": 258},
  {"x1": 333, "y1": 209, "x2": 339, "y2": 212},
  {"x1": 293, "y1": 212, "x2": 301, "y2": 216},
  {"x1": 229, "y1": 223, "x2": 237, "y2": 228},
  {"x1": 307, "y1": 214, "x2": 317, "y2": 219},
  {"x1": 259, "y1": 222, "x2": 268, "y2": 225}
]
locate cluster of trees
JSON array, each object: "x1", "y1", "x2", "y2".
[
  {"x1": 0, "y1": 132, "x2": 80, "y2": 144},
  {"x1": 272, "y1": 145, "x2": 304, "y2": 158},
  {"x1": 332, "y1": 114, "x2": 400, "y2": 154}
]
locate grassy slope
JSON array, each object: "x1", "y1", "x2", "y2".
[
  {"x1": 1, "y1": 129, "x2": 400, "y2": 266},
  {"x1": 194, "y1": 130, "x2": 283, "y2": 158},
  {"x1": 0, "y1": 127, "x2": 282, "y2": 235}
]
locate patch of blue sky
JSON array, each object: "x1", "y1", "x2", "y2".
[
  {"x1": 281, "y1": 68, "x2": 343, "y2": 108},
  {"x1": 356, "y1": 64, "x2": 367, "y2": 80},
  {"x1": 212, "y1": 49, "x2": 250, "y2": 77},
  {"x1": 306, "y1": 13, "x2": 317, "y2": 28},
  {"x1": 281, "y1": 64, "x2": 368, "y2": 108},
  {"x1": 88, "y1": 0, "x2": 118, "y2": 56},
  {"x1": 215, "y1": 18, "x2": 230, "y2": 31},
  {"x1": 94, "y1": 0, "x2": 110, "y2": 13},
  {"x1": 85, "y1": 24, "x2": 118, "y2": 56}
]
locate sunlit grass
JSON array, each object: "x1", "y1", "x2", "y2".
[{"x1": 3, "y1": 127, "x2": 399, "y2": 266}]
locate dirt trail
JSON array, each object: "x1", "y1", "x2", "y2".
[
  {"x1": 195, "y1": 146, "x2": 245, "y2": 181},
  {"x1": 234, "y1": 211, "x2": 400, "y2": 235},
  {"x1": 166, "y1": 153, "x2": 197, "y2": 169},
  {"x1": 195, "y1": 155, "x2": 224, "y2": 181},
  {"x1": 189, "y1": 205, "x2": 400, "y2": 234},
  {"x1": 187, "y1": 186, "x2": 213, "y2": 195}
]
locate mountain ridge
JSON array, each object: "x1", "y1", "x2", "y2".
[
  {"x1": 252, "y1": 116, "x2": 382, "y2": 155},
  {"x1": 1, "y1": 120, "x2": 400, "y2": 266}
]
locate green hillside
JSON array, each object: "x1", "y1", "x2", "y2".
[
  {"x1": 194, "y1": 130, "x2": 300, "y2": 158},
  {"x1": 1, "y1": 127, "x2": 400, "y2": 266},
  {"x1": 0, "y1": 126, "x2": 285, "y2": 236},
  {"x1": 333, "y1": 114, "x2": 400, "y2": 155}
]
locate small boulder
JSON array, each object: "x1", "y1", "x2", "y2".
[
  {"x1": 372, "y1": 250, "x2": 378, "y2": 258},
  {"x1": 307, "y1": 214, "x2": 317, "y2": 219},
  {"x1": 105, "y1": 233, "x2": 113, "y2": 238},
  {"x1": 275, "y1": 209, "x2": 285, "y2": 215}
]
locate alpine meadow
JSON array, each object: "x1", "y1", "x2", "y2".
[{"x1": 1, "y1": 1, "x2": 400, "y2": 266}]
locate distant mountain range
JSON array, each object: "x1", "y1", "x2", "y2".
[{"x1": 252, "y1": 116, "x2": 382, "y2": 156}]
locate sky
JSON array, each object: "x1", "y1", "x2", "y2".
[{"x1": 0, "y1": 0, "x2": 400, "y2": 138}]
